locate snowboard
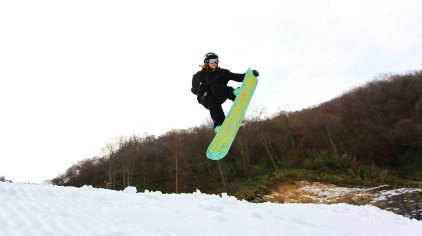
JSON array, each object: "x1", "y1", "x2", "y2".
[{"x1": 206, "y1": 68, "x2": 258, "y2": 160}]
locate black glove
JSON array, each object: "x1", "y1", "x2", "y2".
[
  {"x1": 197, "y1": 92, "x2": 208, "y2": 104},
  {"x1": 252, "y1": 70, "x2": 259, "y2": 77},
  {"x1": 191, "y1": 88, "x2": 198, "y2": 95}
]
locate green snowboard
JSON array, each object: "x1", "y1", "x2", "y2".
[{"x1": 206, "y1": 68, "x2": 258, "y2": 160}]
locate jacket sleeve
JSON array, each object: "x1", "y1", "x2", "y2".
[{"x1": 225, "y1": 69, "x2": 245, "y2": 82}]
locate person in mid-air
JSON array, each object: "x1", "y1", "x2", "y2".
[{"x1": 191, "y1": 52, "x2": 259, "y2": 133}]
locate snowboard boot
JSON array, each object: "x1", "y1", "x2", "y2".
[
  {"x1": 233, "y1": 87, "x2": 240, "y2": 96},
  {"x1": 214, "y1": 125, "x2": 222, "y2": 134},
  {"x1": 228, "y1": 87, "x2": 240, "y2": 101}
]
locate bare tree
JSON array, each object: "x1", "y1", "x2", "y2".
[
  {"x1": 259, "y1": 131, "x2": 279, "y2": 171},
  {"x1": 217, "y1": 160, "x2": 228, "y2": 191},
  {"x1": 102, "y1": 142, "x2": 118, "y2": 189}
]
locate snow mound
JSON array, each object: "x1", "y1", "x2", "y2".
[
  {"x1": 123, "y1": 186, "x2": 137, "y2": 193},
  {"x1": 0, "y1": 182, "x2": 421, "y2": 236}
]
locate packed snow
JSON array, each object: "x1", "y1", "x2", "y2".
[
  {"x1": 0, "y1": 182, "x2": 421, "y2": 236},
  {"x1": 376, "y1": 188, "x2": 422, "y2": 201}
]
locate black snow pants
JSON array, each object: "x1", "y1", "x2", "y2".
[{"x1": 202, "y1": 84, "x2": 236, "y2": 128}]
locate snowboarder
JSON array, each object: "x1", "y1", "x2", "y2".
[{"x1": 191, "y1": 52, "x2": 259, "y2": 132}]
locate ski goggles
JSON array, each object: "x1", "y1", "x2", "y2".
[{"x1": 208, "y1": 58, "x2": 219, "y2": 64}]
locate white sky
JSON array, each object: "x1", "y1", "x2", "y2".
[{"x1": 1, "y1": 0, "x2": 421, "y2": 183}]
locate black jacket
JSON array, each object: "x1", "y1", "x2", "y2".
[{"x1": 191, "y1": 67, "x2": 245, "y2": 97}]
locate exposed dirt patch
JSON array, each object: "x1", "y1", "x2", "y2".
[
  {"x1": 264, "y1": 180, "x2": 375, "y2": 204},
  {"x1": 263, "y1": 180, "x2": 422, "y2": 220}
]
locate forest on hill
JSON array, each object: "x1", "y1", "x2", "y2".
[{"x1": 51, "y1": 71, "x2": 422, "y2": 198}]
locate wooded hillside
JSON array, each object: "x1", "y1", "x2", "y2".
[{"x1": 51, "y1": 71, "x2": 422, "y2": 196}]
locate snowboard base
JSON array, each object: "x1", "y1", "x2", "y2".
[{"x1": 206, "y1": 68, "x2": 258, "y2": 160}]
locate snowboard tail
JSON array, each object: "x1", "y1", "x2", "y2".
[{"x1": 206, "y1": 68, "x2": 258, "y2": 160}]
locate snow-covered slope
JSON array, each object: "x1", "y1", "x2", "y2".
[{"x1": 0, "y1": 182, "x2": 421, "y2": 236}]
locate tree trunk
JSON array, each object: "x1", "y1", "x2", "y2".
[
  {"x1": 324, "y1": 123, "x2": 340, "y2": 161},
  {"x1": 237, "y1": 138, "x2": 250, "y2": 173},
  {"x1": 175, "y1": 151, "x2": 180, "y2": 194},
  {"x1": 260, "y1": 132, "x2": 279, "y2": 171},
  {"x1": 217, "y1": 160, "x2": 228, "y2": 191}
]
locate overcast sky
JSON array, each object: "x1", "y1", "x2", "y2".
[{"x1": 1, "y1": 0, "x2": 421, "y2": 183}]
